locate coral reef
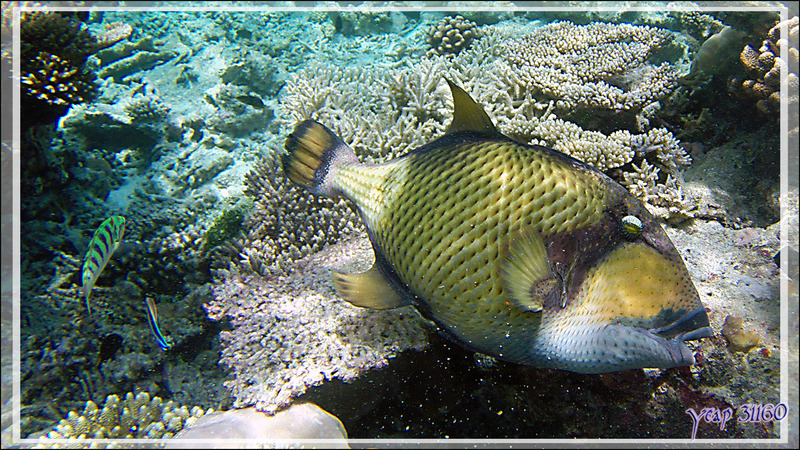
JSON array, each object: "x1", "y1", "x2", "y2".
[
  {"x1": 426, "y1": 15, "x2": 483, "y2": 55},
  {"x1": 206, "y1": 235, "x2": 429, "y2": 414},
  {"x1": 502, "y1": 21, "x2": 678, "y2": 114},
  {"x1": 13, "y1": 8, "x2": 790, "y2": 443},
  {"x1": 32, "y1": 391, "x2": 210, "y2": 442},
  {"x1": 20, "y1": 11, "x2": 102, "y2": 128},
  {"x1": 729, "y1": 15, "x2": 799, "y2": 114},
  {"x1": 214, "y1": 148, "x2": 361, "y2": 278}
]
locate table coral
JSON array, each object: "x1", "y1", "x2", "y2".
[
  {"x1": 281, "y1": 27, "x2": 691, "y2": 217},
  {"x1": 206, "y1": 235, "x2": 429, "y2": 414},
  {"x1": 502, "y1": 21, "x2": 678, "y2": 113}
]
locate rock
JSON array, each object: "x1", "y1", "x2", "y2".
[
  {"x1": 721, "y1": 314, "x2": 761, "y2": 353},
  {"x1": 167, "y1": 403, "x2": 348, "y2": 449}
]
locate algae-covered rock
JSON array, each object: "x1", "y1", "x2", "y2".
[{"x1": 721, "y1": 314, "x2": 761, "y2": 352}]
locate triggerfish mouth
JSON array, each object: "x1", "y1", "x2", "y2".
[{"x1": 283, "y1": 79, "x2": 713, "y2": 374}]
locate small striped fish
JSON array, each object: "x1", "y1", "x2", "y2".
[
  {"x1": 145, "y1": 297, "x2": 171, "y2": 351},
  {"x1": 81, "y1": 216, "x2": 126, "y2": 313}
]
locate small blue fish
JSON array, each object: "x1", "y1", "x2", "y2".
[
  {"x1": 145, "y1": 297, "x2": 171, "y2": 351},
  {"x1": 81, "y1": 216, "x2": 126, "y2": 313}
]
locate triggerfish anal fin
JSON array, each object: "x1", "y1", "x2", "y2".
[
  {"x1": 145, "y1": 297, "x2": 171, "y2": 351},
  {"x1": 501, "y1": 228, "x2": 563, "y2": 313},
  {"x1": 81, "y1": 216, "x2": 126, "y2": 314},
  {"x1": 332, "y1": 264, "x2": 409, "y2": 310},
  {"x1": 444, "y1": 79, "x2": 501, "y2": 137}
]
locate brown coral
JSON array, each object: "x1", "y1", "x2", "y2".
[
  {"x1": 427, "y1": 15, "x2": 482, "y2": 55},
  {"x1": 721, "y1": 314, "x2": 761, "y2": 353},
  {"x1": 730, "y1": 15, "x2": 798, "y2": 114},
  {"x1": 739, "y1": 44, "x2": 761, "y2": 71},
  {"x1": 21, "y1": 52, "x2": 96, "y2": 107}
]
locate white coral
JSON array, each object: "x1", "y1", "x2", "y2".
[{"x1": 503, "y1": 21, "x2": 678, "y2": 112}]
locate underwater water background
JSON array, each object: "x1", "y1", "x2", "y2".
[{"x1": 2, "y1": 0, "x2": 799, "y2": 446}]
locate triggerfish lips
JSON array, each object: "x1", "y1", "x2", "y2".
[{"x1": 533, "y1": 238, "x2": 713, "y2": 374}]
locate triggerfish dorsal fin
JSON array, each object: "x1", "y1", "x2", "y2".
[
  {"x1": 445, "y1": 78, "x2": 500, "y2": 137},
  {"x1": 500, "y1": 228, "x2": 563, "y2": 313},
  {"x1": 332, "y1": 264, "x2": 409, "y2": 310}
]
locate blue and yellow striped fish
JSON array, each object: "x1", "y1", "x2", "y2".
[
  {"x1": 81, "y1": 216, "x2": 126, "y2": 313},
  {"x1": 145, "y1": 297, "x2": 171, "y2": 351}
]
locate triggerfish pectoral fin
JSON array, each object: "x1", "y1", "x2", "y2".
[
  {"x1": 501, "y1": 227, "x2": 562, "y2": 313},
  {"x1": 332, "y1": 264, "x2": 409, "y2": 310},
  {"x1": 145, "y1": 297, "x2": 171, "y2": 351}
]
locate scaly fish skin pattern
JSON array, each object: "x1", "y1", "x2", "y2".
[{"x1": 284, "y1": 80, "x2": 712, "y2": 374}]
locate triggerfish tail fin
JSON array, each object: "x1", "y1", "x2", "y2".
[
  {"x1": 283, "y1": 119, "x2": 358, "y2": 197},
  {"x1": 81, "y1": 215, "x2": 126, "y2": 314},
  {"x1": 145, "y1": 297, "x2": 171, "y2": 351}
]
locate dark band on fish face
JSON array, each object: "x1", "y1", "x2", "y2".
[{"x1": 544, "y1": 220, "x2": 621, "y2": 310}]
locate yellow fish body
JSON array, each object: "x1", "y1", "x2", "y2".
[{"x1": 283, "y1": 80, "x2": 712, "y2": 374}]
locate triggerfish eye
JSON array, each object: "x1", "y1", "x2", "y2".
[{"x1": 621, "y1": 215, "x2": 643, "y2": 240}]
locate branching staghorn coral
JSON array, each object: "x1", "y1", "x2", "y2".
[{"x1": 215, "y1": 150, "x2": 361, "y2": 278}]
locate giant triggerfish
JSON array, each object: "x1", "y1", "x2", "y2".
[{"x1": 283, "y1": 79, "x2": 713, "y2": 374}]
